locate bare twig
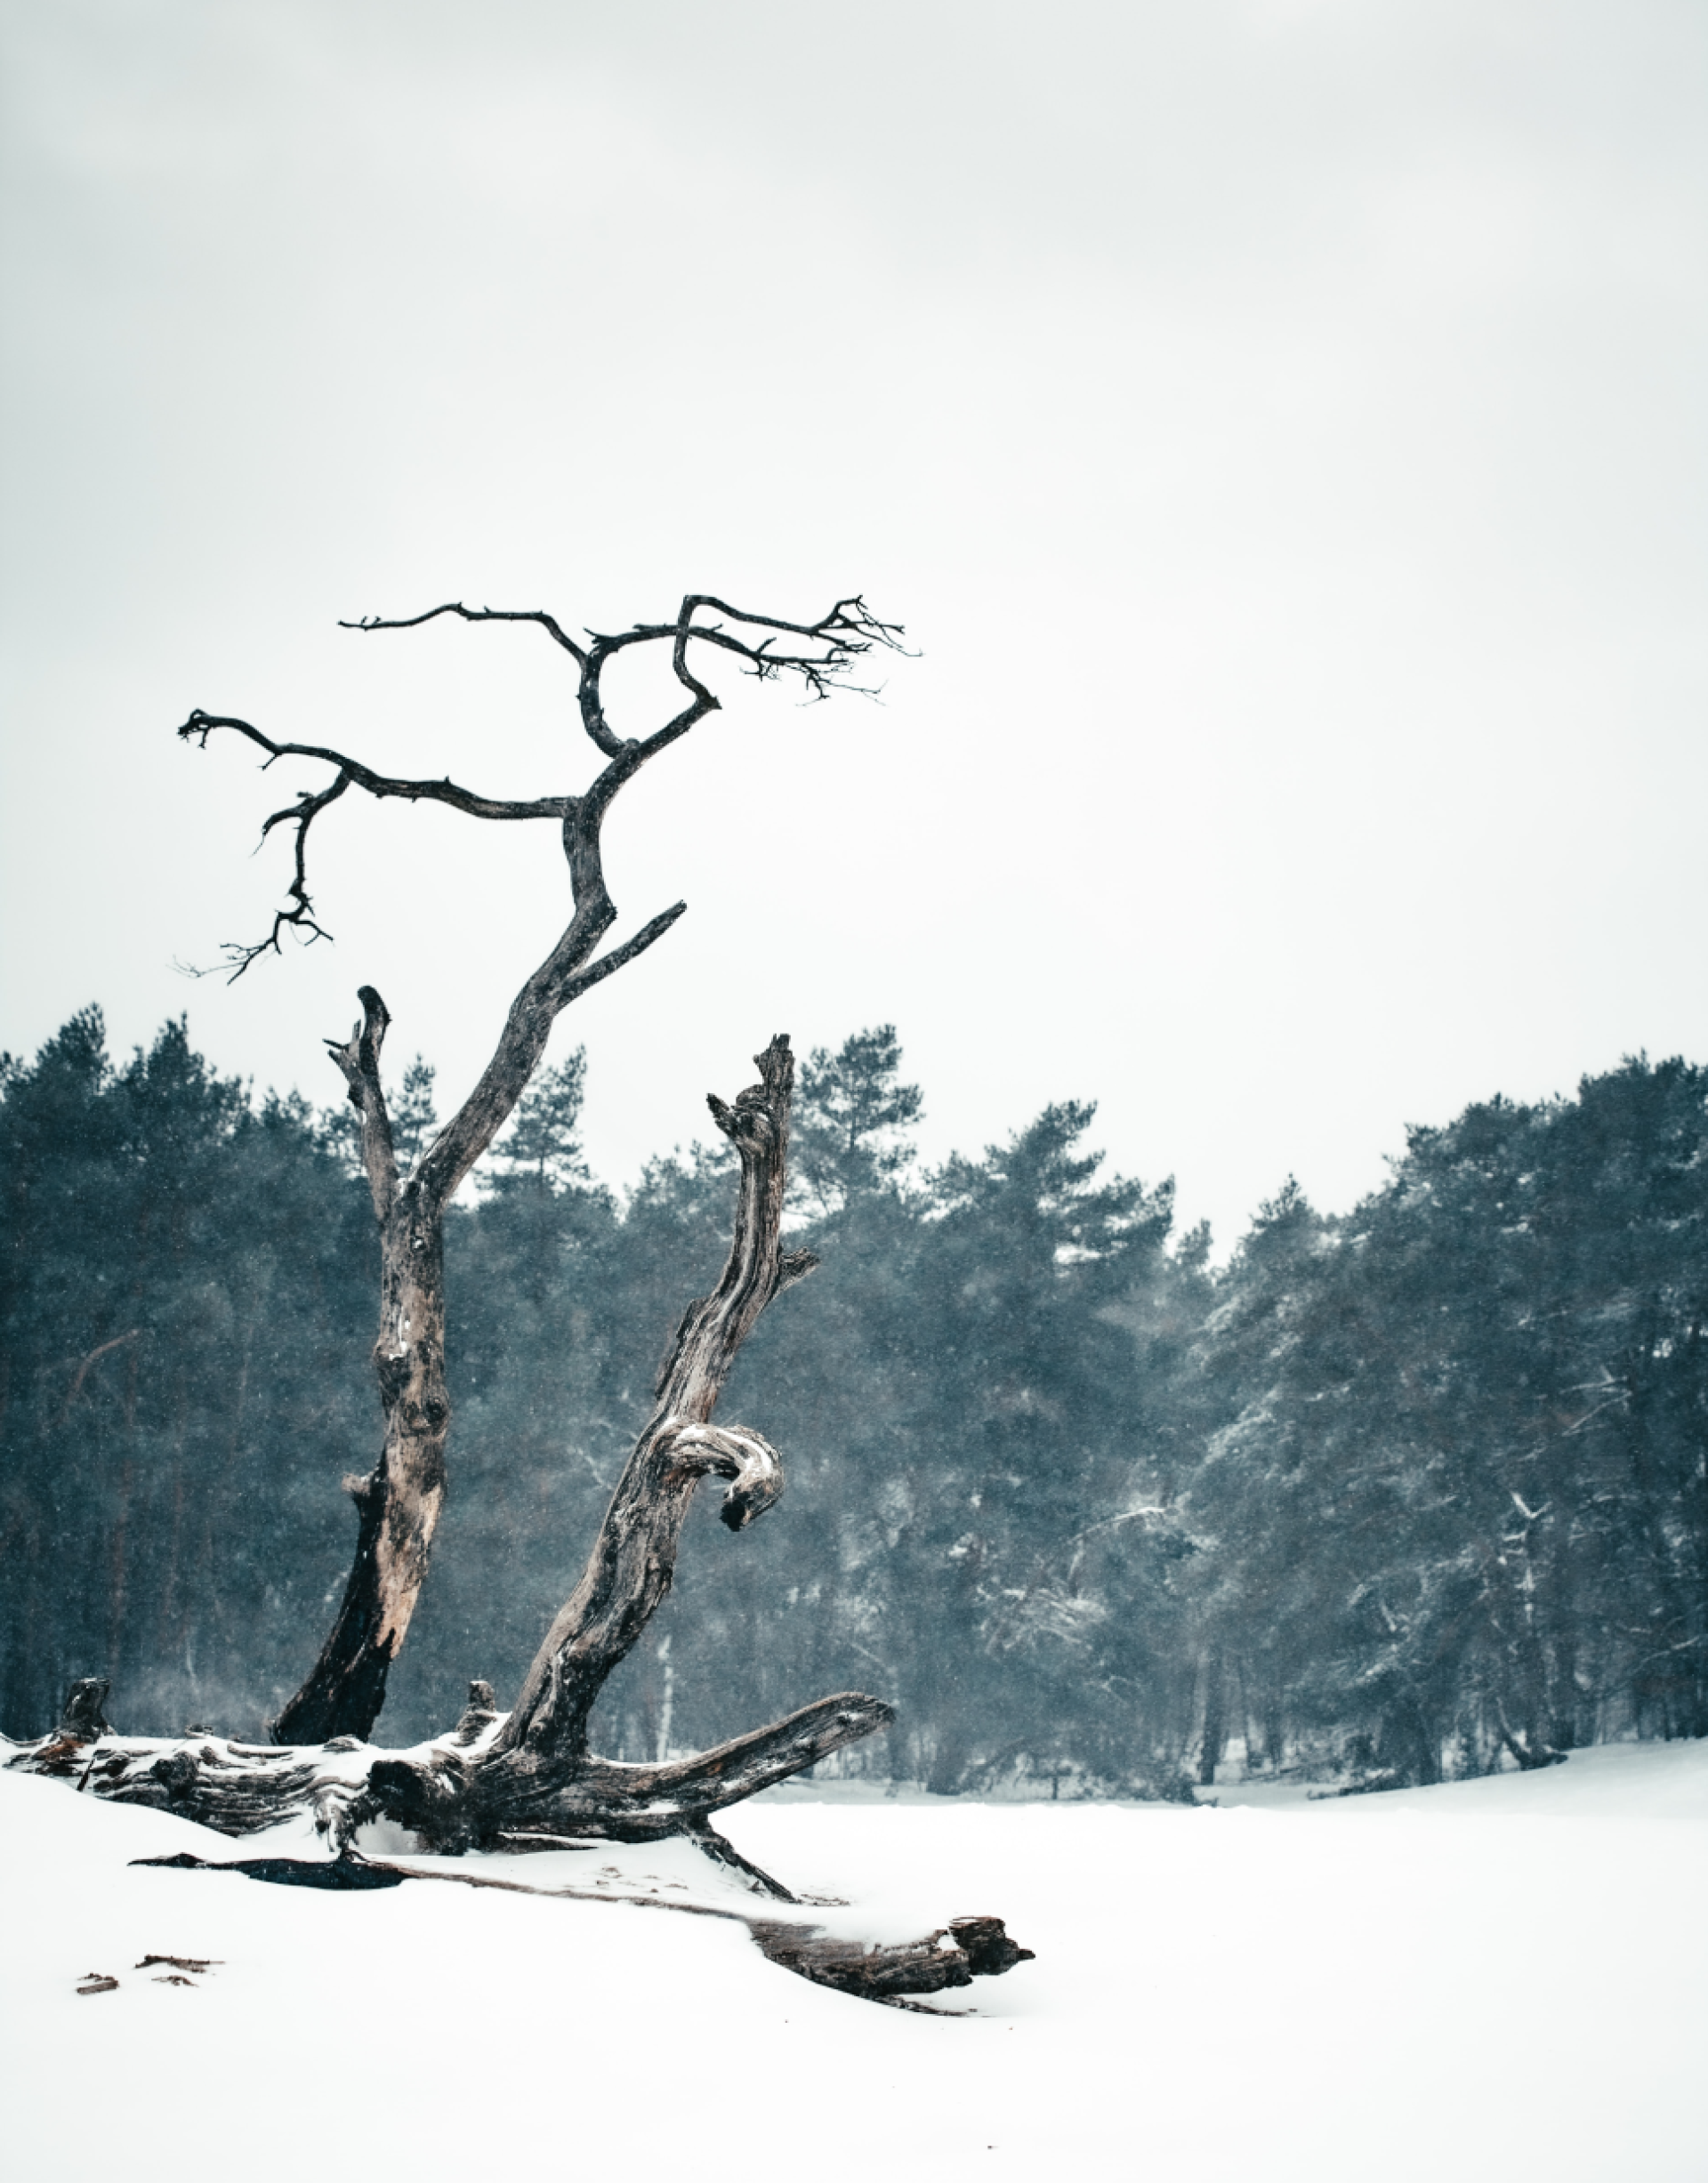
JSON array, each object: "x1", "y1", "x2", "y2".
[
  {"x1": 175, "y1": 712, "x2": 568, "y2": 981},
  {"x1": 179, "y1": 593, "x2": 907, "y2": 979}
]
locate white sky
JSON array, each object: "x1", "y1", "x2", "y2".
[{"x1": 2, "y1": 0, "x2": 1704, "y2": 1249}]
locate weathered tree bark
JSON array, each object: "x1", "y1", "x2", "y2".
[
  {"x1": 495, "y1": 1034, "x2": 815, "y2": 1763},
  {"x1": 7, "y1": 1677, "x2": 1035, "y2": 2004},
  {"x1": 178, "y1": 593, "x2": 903, "y2": 1744},
  {"x1": 753, "y1": 1914, "x2": 1035, "y2": 2002},
  {"x1": 59, "y1": 1676, "x2": 114, "y2": 1740}
]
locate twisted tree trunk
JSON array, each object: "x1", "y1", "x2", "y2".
[{"x1": 364, "y1": 1035, "x2": 888, "y2": 1855}]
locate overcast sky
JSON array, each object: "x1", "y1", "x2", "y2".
[{"x1": 3, "y1": 0, "x2": 1704, "y2": 1248}]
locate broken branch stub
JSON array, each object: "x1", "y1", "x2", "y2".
[{"x1": 60, "y1": 1678, "x2": 113, "y2": 1741}]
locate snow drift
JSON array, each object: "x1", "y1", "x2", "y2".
[{"x1": 4, "y1": 1742, "x2": 1704, "y2": 2181}]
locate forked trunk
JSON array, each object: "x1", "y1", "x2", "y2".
[
  {"x1": 174, "y1": 593, "x2": 902, "y2": 1745},
  {"x1": 365, "y1": 1035, "x2": 882, "y2": 1849}
]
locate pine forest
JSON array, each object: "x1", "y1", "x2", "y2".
[{"x1": 4, "y1": 1008, "x2": 1704, "y2": 1793}]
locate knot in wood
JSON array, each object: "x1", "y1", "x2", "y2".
[
  {"x1": 658, "y1": 1422, "x2": 785, "y2": 1530},
  {"x1": 705, "y1": 1091, "x2": 777, "y2": 1153},
  {"x1": 150, "y1": 1751, "x2": 199, "y2": 1801}
]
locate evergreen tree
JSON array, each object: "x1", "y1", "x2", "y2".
[
  {"x1": 0, "y1": 1013, "x2": 373, "y2": 1736},
  {"x1": 485, "y1": 1053, "x2": 590, "y2": 1197},
  {"x1": 391, "y1": 1058, "x2": 440, "y2": 1170},
  {"x1": 794, "y1": 1026, "x2": 923, "y2": 1215}
]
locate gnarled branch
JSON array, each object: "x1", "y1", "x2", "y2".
[
  {"x1": 663, "y1": 1423, "x2": 786, "y2": 1532},
  {"x1": 491, "y1": 1035, "x2": 811, "y2": 1770},
  {"x1": 175, "y1": 712, "x2": 568, "y2": 981},
  {"x1": 179, "y1": 594, "x2": 905, "y2": 981}
]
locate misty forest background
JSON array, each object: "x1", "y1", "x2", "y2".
[{"x1": 4, "y1": 1007, "x2": 1705, "y2": 1793}]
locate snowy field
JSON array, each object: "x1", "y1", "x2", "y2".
[{"x1": 4, "y1": 1742, "x2": 1704, "y2": 2182}]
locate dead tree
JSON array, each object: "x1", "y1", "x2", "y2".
[
  {"x1": 177, "y1": 594, "x2": 902, "y2": 1745},
  {"x1": 4, "y1": 592, "x2": 1034, "y2": 1999}
]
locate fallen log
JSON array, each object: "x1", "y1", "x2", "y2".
[{"x1": 122, "y1": 1842, "x2": 1032, "y2": 2006}]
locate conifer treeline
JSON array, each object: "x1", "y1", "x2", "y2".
[{"x1": 3, "y1": 1010, "x2": 1704, "y2": 1788}]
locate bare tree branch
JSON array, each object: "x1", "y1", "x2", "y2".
[
  {"x1": 337, "y1": 601, "x2": 591, "y2": 670},
  {"x1": 342, "y1": 592, "x2": 908, "y2": 753},
  {"x1": 179, "y1": 595, "x2": 906, "y2": 983},
  {"x1": 176, "y1": 710, "x2": 574, "y2": 823},
  {"x1": 175, "y1": 711, "x2": 569, "y2": 980}
]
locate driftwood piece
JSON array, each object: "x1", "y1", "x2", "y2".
[
  {"x1": 366, "y1": 1692, "x2": 894, "y2": 1856},
  {"x1": 12, "y1": 1699, "x2": 1041, "y2": 2011},
  {"x1": 8, "y1": 1677, "x2": 1033, "y2": 2010},
  {"x1": 11, "y1": 1664, "x2": 1036, "y2": 2007},
  {"x1": 754, "y1": 1914, "x2": 1035, "y2": 2001},
  {"x1": 126, "y1": 1845, "x2": 1032, "y2": 2004}
]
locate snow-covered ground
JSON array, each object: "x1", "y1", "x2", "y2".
[{"x1": 4, "y1": 1742, "x2": 1704, "y2": 2181}]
